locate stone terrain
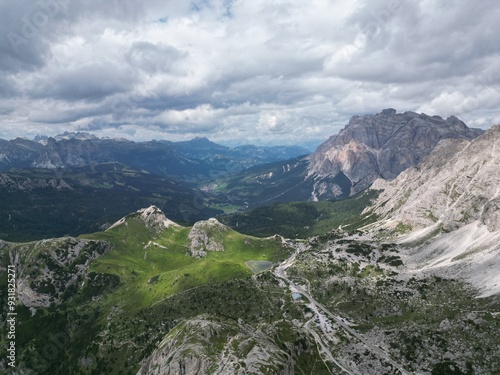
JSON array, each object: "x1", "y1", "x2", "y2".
[
  {"x1": 365, "y1": 125, "x2": 500, "y2": 297},
  {"x1": 136, "y1": 317, "x2": 297, "y2": 375},
  {"x1": 188, "y1": 218, "x2": 229, "y2": 257},
  {"x1": 369, "y1": 125, "x2": 500, "y2": 232},
  {"x1": 6, "y1": 237, "x2": 112, "y2": 308},
  {"x1": 307, "y1": 108, "x2": 483, "y2": 198}
]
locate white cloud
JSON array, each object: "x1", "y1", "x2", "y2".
[{"x1": 0, "y1": 0, "x2": 499, "y2": 145}]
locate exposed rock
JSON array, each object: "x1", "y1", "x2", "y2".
[
  {"x1": 369, "y1": 125, "x2": 500, "y2": 232},
  {"x1": 6, "y1": 238, "x2": 113, "y2": 308},
  {"x1": 137, "y1": 317, "x2": 296, "y2": 375},
  {"x1": 188, "y1": 218, "x2": 228, "y2": 257},
  {"x1": 107, "y1": 206, "x2": 179, "y2": 233},
  {"x1": 137, "y1": 206, "x2": 180, "y2": 232},
  {"x1": 307, "y1": 109, "x2": 483, "y2": 198},
  {"x1": 366, "y1": 125, "x2": 500, "y2": 297},
  {"x1": 0, "y1": 173, "x2": 73, "y2": 191}
]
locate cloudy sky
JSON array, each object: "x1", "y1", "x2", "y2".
[{"x1": 1, "y1": 0, "x2": 499, "y2": 147}]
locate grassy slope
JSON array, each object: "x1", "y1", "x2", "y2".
[
  {"x1": 206, "y1": 156, "x2": 313, "y2": 207},
  {"x1": 0, "y1": 217, "x2": 300, "y2": 374},
  {"x1": 81, "y1": 216, "x2": 291, "y2": 314}
]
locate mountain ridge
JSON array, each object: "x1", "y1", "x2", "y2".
[
  {"x1": 364, "y1": 124, "x2": 500, "y2": 297},
  {"x1": 307, "y1": 108, "x2": 484, "y2": 197},
  {"x1": 0, "y1": 134, "x2": 309, "y2": 182},
  {"x1": 209, "y1": 109, "x2": 485, "y2": 206}
]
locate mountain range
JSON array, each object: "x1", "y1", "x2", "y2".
[
  {"x1": 0, "y1": 110, "x2": 499, "y2": 374},
  {"x1": 0, "y1": 135, "x2": 308, "y2": 240},
  {"x1": 210, "y1": 109, "x2": 484, "y2": 206},
  {"x1": 0, "y1": 110, "x2": 487, "y2": 241},
  {"x1": 0, "y1": 133, "x2": 309, "y2": 183}
]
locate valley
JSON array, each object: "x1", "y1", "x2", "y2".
[{"x1": 0, "y1": 111, "x2": 499, "y2": 374}]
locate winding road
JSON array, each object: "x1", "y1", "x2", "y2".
[{"x1": 274, "y1": 245, "x2": 411, "y2": 375}]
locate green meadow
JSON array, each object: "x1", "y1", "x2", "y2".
[{"x1": 81, "y1": 215, "x2": 292, "y2": 313}]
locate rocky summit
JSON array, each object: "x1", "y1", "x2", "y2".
[
  {"x1": 370, "y1": 125, "x2": 500, "y2": 232},
  {"x1": 307, "y1": 108, "x2": 484, "y2": 198}
]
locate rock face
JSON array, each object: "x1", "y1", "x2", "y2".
[
  {"x1": 366, "y1": 126, "x2": 500, "y2": 297},
  {"x1": 307, "y1": 109, "x2": 484, "y2": 198},
  {"x1": 188, "y1": 218, "x2": 228, "y2": 257},
  {"x1": 136, "y1": 317, "x2": 296, "y2": 375},
  {"x1": 136, "y1": 206, "x2": 180, "y2": 232},
  {"x1": 6, "y1": 237, "x2": 113, "y2": 308},
  {"x1": 369, "y1": 125, "x2": 500, "y2": 232}
]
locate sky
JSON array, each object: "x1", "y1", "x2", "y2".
[{"x1": 1, "y1": 0, "x2": 500, "y2": 148}]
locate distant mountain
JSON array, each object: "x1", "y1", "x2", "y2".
[
  {"x1": 0, "y1": 135, "x2": 309, "y2": 184},
  {"x1": 210, "y1": 109, "x2": 484, "y2": 206},
  {"x1": 167, "y1": 137, "x2": 310, "y2": 171},
  {"x1": 207, "y1": 156, "x2": 352, "y2": 207},
  {"x1": 0, "y1": 136, "x2": 208, "y2": 182}
]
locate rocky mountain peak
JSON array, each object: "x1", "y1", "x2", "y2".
[
  {"x1": 369, "y1": 124, "x2": 500, "y2": 232},
  {"x1": 137, "y1": 206, "x2": 180, "y2": 231},
  {"x1": 107, "y1": 205, "x2": 179, "y2": 233},
  {"x1": 307, "y1": 109, "x2": 484, "y2": 198},
  {"x1": 54, "y1": 131, "x2": 99, "y2": 141},
  {"x1": 188, "y1": 218, "x2": 229, "y2": 257}
]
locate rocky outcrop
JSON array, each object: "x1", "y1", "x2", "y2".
[
  {"x1": 307, "y1": 109, "x2": 484, "y2": 197},
  {"x1": 369, "y1": 125, "x2": 500, "y2": 232},
  {"x1": 137, "y1": 316, "x2": 296, "y2": 375},
  {"x1": 188, "y1": 218, "x2": 228, "y2": 257},
  {"x1": 136, "y1": 206, "x2": 180, "y2": 232},
  {"x1": 107, "y1": 206, "x2": 179, "y2": 233},
  {"x1": 6, "y1": 237, "x2": 113, "y2": 308}
]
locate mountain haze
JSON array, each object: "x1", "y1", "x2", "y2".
[{"x1": 0, "y1": 134, "x2": 309, "y2": 183}]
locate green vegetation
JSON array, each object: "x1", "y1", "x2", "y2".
[
  {"x1": 287, "y1": 239, "x2": 500, "y2": 374},
  {"x1": 0, "y1": 164, "x2": 222, "y2": 241},
  {"x1": 1, "y1": 204, "x2": 499, "y2": 374},
  {"x1": 0, "y1": 213, "x2": 319, "y2": 375},
  {"x1": 218, "y1": 190, "x2": 379, "y2": 238},
  {"x1": 79, "y1": 215, "x2": 292, "y2": 313},
  {"x1": 207, "y1": 156, "x2": 313, "y2": 207}
]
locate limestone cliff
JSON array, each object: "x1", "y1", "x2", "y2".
[
  {"x1": 369, "y1": 125, "x2": 500, "y2": 232},
  {"x1": 136, "y1": 317, "x2": 298, "y2": 375},
  {"x1": 307, "y1": 109, "x2": 483, "y2": 197},
  {"x1": 188, "y1": 218, "x2": 229, "y2": 257}
]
